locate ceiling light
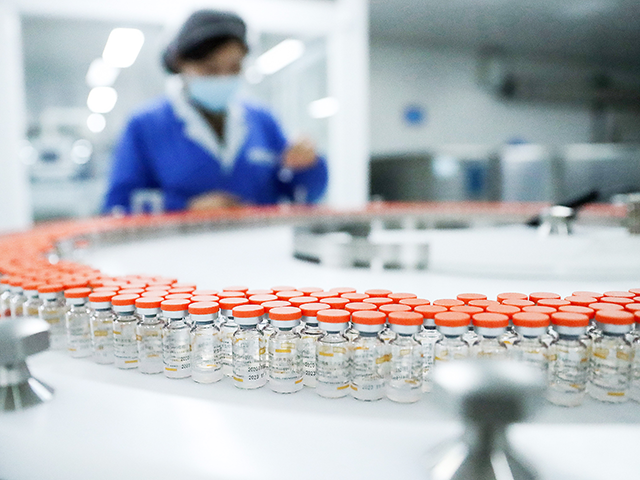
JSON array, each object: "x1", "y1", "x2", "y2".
[
  {"x1": 86, "y1": 58, "x2": 120, "y2": 87},
  {"x1": 87, "y1": 113, "x2": 106, "y2": 133},
  {"x1": 102, "y1": 28, "x2": 145, "y2": 68},
  {"x1": 308, "y1": 97, "x2": 340, "y2": 119},
  {"x1": 87, "y1": 87, "x2": 117, "y2": 114},
  {"x1": 256, "y1": 39, "x2": 304, "y2": 75}
]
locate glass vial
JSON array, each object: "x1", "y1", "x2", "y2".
[
  {"x1": 219, "y1": 298, "x2": 249, "y2": 377},
  {"x1": 0, "y1": 277, "x2": 11, "y2": 318},
  {"x1": 299, "y1": 303, "x2": 331, "y2": 387},
  {"x1": 588, "y1": 310, "x2": 634, "y2": 403},
  {"x1": 38, "y1": 283, "x2": 67, "y2": 350},
  {"x1": 22, "y1": 281, "x2": 43, "y2": 318},
  {"x1": 161, "y1": 299, "x2": 192, "y2": 379},
  {"x1": 9, "y1": 279, "x2": 26, "y2": 319},
  {"x1": 414, "y1": 305, "x2": 446, "y2": 392},
  {"x1": 470, "y1": 313, "x2": 509, "y2": 359},
  {"x1": 64, "y1": 287, "x2": 93, "y2": 358},
  {"x1": 190, "y1": 301, "x2": 223, "y2": 383},
  {"x1": 434, "y1": 312, "x2": 471, "y2": 365},
  {"x1": 350, "y1": 310, "x2": 387, "y2": 401},
  {"x1": 232, "y1": 304, "x2": 266, "y2": 389},
  {"x1": 268, "y1": 306, "x2": 304, "y2": 393},
  {"x1": 387, "y1": 311, "x2": 423, "y2": 403},
  {"x1": 88, "y1": 292, "x2": 116, "y2": 364},
  {"x1": 136, "y1": 296, "x2": 165, "y2": 374},
  {"x1": 511, "y1": 312, "x2": 551, "y2": 371},
  {"x1": 316, "y1": 309, "x2": 351, "y2": 398},
  {"x1": 546, "y1": 312, "x2": 590, "y2": 407},
  {"x1": 112, "y1": 294, "x2": 140, "y2": 369}
]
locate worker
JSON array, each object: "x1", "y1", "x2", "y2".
[{"x1": 103, "y1": 9, "x2": 328, "y2": 213}]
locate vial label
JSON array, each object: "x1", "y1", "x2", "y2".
[
  {"x1": 113, "y1": 321, "x2": 138, "y2": 369},
  {"x1": 219, "y1": 323, "x2": 238, "y2": 375},
  {"x1": 232, "y1": 335, "x2": 266, "y2": 389},
  {"x1": 518, "y1": 347, "x2": 548, "y2": 370},
  {"x1": 301, "y1": 335, "x2": 319, "y2": 386},
  {"x1": 91, "y1": 317, "x2": 114, "y2": 364},
  {"x1": 40, "y1": 309, "x2": 66, "y2": 350},
  {"x1": 351, "y1": 343, "x2": 386, "y2": 401},
  {"x1": 192, "y1": 331, "x2": 222, "y2": 383},
  {"x1": 66, "y1": 314, "x2": 92, "y2": 358},
  {"x1": 546, "y1": 343, "x2": 588, "y2": 406},
  {"x1": 588, "y1": 340, "x2": 633, "y2": 403},
  {"x1": 25, "y1": 305, "x2": 41, "y2": 318},
  {"x1": 316, "y1": 344, "x2": 350, "y2": 397},
  {"x1": 137, "y1": 324, "x2": 163, "y2": 374},
  {"x1": 163, "y1": 328, "x2": 191, "y2": 378},
  {"x1": 268, "y1": 337, "x2": 303, "y2": 393}
]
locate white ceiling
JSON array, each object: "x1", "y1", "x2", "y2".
[{"x1": 369, "y1": 0, "x2": 640, "y2": 65}]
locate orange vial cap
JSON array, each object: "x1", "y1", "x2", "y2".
[
  {"x1": 191, "y1": 289, "x2": 219, "y2": 296},
  {"x1": 341, "y1": 292, "x2": 369, "y2": 302},
  {"x1": 457, "y1": 293, "x2": 487, "y2": 304},
  {"x1": 323, "y1": 297, "x2": 349, "y2": 309},
  {"x1": 399, "y1": 298, "x2": 430, "y2": 308},
  {"x1": 485, "y1": 304, "x2": 520, "y2": 319},
  {"x1": 219, "y1": 298, "x2": 249, "y2": 311},
  {"x1": 112, "y1": 294, "x2": 139, "y2": 306},
  {"x1": 565, "y1": 295, "x2": 597, "y2": 307},
  {"x1": 388, "y1": 311, "x2": 423, "y2": 326},
  {"x1": 190, "y1": 295, "x2": 219, "y2": 303},
  {"x1": 363, "y1": 297, "x2": 394, "y2": 307},
  {"x1": 300, "y1": 303, "x2": 331, "y2": 317},
  {"x1": 537, "y1": 298, "x2": 571, "y2": 308},
  {"x1": 297, "y1": 287, "x2": 323, "y2": 295},
  {"x1": 434, "y1": 312, "x2": 471, "y2": 328},
  {"x1": 269, "y1": 306, "x2": 302, "y2": 321},
  {"x1": 497, "y1": 292, "x2": 527, "y2": 303},
  {"x1": 502, "y1": 299, "x2": 535, "y2": 308},
  {"x1": 414, "y1": 305, "x2": 447, "y2": 319},
  {"x1": 275, "y1": 290, "x2": 304, "y2": 301},
  {"x1": 600, "y1": 297, "x2": 633, "y2": 306},
  {"x1": 136, "y1": 297, "x2": 163, "y2": 309},
  {"x1": 379, "y1": 304, "x2": 412, "y2": 315},
  {"x1": 248, "y1": 294, "x2": 279, "y2": 304},
  {"x1": 512, "y1": 312, "x2": 550, "y2": 328},
  {"x1": 217, "y1": 291, "x2": 246, "y2": 299},
  {"x1": 523, "y1": 305, "x2": 557, "y2": 314},
  {"x1": 345, "y1": 302, "x2": 377, "y2": 313},
  {"x1": 317, "y1": 309, "x2": 350, "y2": 323},
  {"x1": 189, "y1": 302, "x2": 220, "y2": 315},
  {"x1": 551, "y1": 312, "x2": 589, "y2": 327},
  {"x1": 433, "y1": 298, "x2": 465, "y2": 309},
  {"x1": 451, "y1": 305, "x2": 484, "y2": 316},
  {"x1": 364, "y1": 289, "x2": 392, "y2": 298},
  {"x1": 89, "y1": 292, "x2": 116, "y2": 303},
  {"x1": 314, "y1": 291, "x2": 340, "y2": 300},
  {"x1": 468, "y1": 299, "x2": 500, "y2": 310},
  {"x1": 573, "y1": 291, "x2": 603, "y2": 299},
  {"x1": 329, "y1": 287, "x2": 357, "y2": 294},
  {"x1": 233, "y1": 304, "x2": 264, "y2": 318},
  {"x1": 223, "y1": 285, "x2": 249, "y2": 293},
  {"x1": 271, "y1": 285, "x2": 297, "y2": 293},
  {"x1": 165, "y1": 293, "x2": 192, "y2": 300},
  {"x1": 558, "y1": 305, "x2": 594, "y2": 318},
  {"x1": 261, "y1": 300, "x2": 291, "y2": 312},
  {"x1": 472, "y1": 313, "x2": 509, "y2": 328},
  {"x1": 388, "y1": 292, "x2": 418, "y2": 303},
  {"x1": 589, "y1": 302, "x2": 624, "y2": 312},
  {"x1": 38, "y1": 283, "x2": 64, "y2": 294},
  {"x1": 351, "y1": 310, "x2": 386, "y2": 325},
  {"x1": 246, "y1": 289, "x2": 272, "y2": 296},
  {"x1": 595, "y1": 310, "x2": 634, "y2": 325},
  {"x1": 603, "y1": 290, "x2": 635, "y2": 299},
  {"x1": 289, "y1": 296, "x2": 319, "y2": 307},
  {"x1": 64, "y1": 287, "x2": 91, "y2": 299},
  {"x1": 528, "y1": 292, "x2": 560, "y2": 303}
]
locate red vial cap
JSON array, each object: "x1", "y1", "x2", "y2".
[
  {"x1": 352, "y1": 310, "x2": 386, "y2": 325},
  {"x1": 388, "y1": 292, "x2": 418, "y2": 303},
  {"x1": 565, "y1": 295, "x2": 597, "y2": 307},
  {"x1": 363, "y1": 297, "x2": 394, "y2": 307},
  {"x1": 89, "y1": 292, "x2": 116, "y2": 303},
  {"x1": 595, "y1": 310, "x2": 634, "y2": 325},
  {"x1": 300, "y1": 303, "x2": 331, "y2": 317},
  {"x1": 364, "y1": 289, "x2": 392, "y2": 298},
  {"x1": 323, "y1": 297, "x2": 349, "y2": 309},
  {"x1": 64, "y1": 287, "x2": 91, "y2": 299},
  {"x1": 537, "y1": 298, "x2": 571, "y2": 308},
  {"x1": 379, "y1": 304, "x2": 412, "y2": 315},
  {"x1": 275, "y1": 290, "x2": 304, "y2": 301},
  {"x1": 497, "y1": 292, "x2": 527, "y2": 303},
  {"x1": 456, "y1": 293, "x2": 487, "y2": 304},
  {"x1": 528, "y1": 292, "x2": 560, "y2": 303},
  {"x1": 161, "y1": 299, "x2": 191, "y2": 311},
  {"x1": 269, "y1": 306, "x2": 302, "y2": 321},
  {"x1": 289, "y1": 296, "x2": 318, "y2": 307},
  {"x1": 345, "y1": 302, "x2": 377, "y2": 313},
  {"x1": 136, "y1": 297, "x2": 163, "y2": 309},
  {"x1": 551, "y1": 312, "x2": 589, "y2": 327},
  {"x1": 219, "y1": 298, "x2": 249, "y2": 310},
  {"x1": 433, "y1": 298, "x2": 465, "y2": 309},
  {"x1": 317, "y1": 309, "x2": 350, "y2": 323},
  {"x1": 388, "y1": 311, "x2": 423, "y2": 326},
  {"x1": 248, "y1": 294, "x2": 279, "y2": 304},
  {"x1": 472, "y1": 312, "x2": 509, "y2": 328},
  {"x1": 189, "y1": 302, "x2": 219, "y2": 315},
  {"x1": 629, "y1": 288, "x2": 640, "y2": 295},
  {"x1": 399, "y1": 298, "x2": 430, "y2": 308},
  {"x1": 512, "y1": 312, "x2": 550, "y2": 328},
  {"x1": 341, "y1": 292, "x2": 369, "y2": 302},
  {"x1": 414, "y1": 304, "x2": 447, "y2": 319},
  {"x1": 233, "y1": 304, "x2": 264, "y2": 318},
  {"x1": 112, "y1": 294, "x2": 139, "y2": 306},
  {"x1": 223, "y1": 286, "x2": 249, "y2": 293},
  {"x1": 603, "y1": 290, "x2": 635, "y2": 299},
  {"x1": 434, "y1": 311, "x2": 470, "y2": 327}
]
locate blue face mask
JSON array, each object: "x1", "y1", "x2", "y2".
[{"x1": 186, "y1": 75, "x2": 242, "y2": 112}]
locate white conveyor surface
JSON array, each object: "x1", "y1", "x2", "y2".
[{"x1": 1, "y1": 225, "x2": 639, "y2": 480}]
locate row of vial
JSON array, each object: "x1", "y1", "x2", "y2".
[{"x1": 2, "y1": 281, "x2": 640, "y2": 404}]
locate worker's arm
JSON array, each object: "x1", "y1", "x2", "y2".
[{"x1": 103, "y1": 115, "x2": 158, "y2": 213}]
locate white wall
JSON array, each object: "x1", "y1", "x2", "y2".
[{"x1": 369, "y1": 38, "x2": 640, "y2": 155}]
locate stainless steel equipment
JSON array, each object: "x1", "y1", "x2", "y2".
[
  {"x1": 0, "y1": 318, "x2": 54, "y2": 411},
  {"x1": 429, "y1": 360, "x2": 545, "y2": 480}
]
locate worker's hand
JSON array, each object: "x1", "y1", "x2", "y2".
[
  {"x1": 283, "y1": 138, "x2": 317, "y2": 171},
  {"x1": 188, "y1": 192, "x2": 241, "y2": 211}
]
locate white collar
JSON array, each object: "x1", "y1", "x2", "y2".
[{"x1": 166, "y1": 76, "x2": 247, "y2": 172}]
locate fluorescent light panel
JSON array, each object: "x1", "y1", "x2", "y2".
[
  {"x1": 86, "y1": 58, "x2": 120, "y2": 87},
  {"x1": 87, "y1": 87, "x2": 118, "y2": 113},
  {"x1": 256, "y1": 39, "x2": 305, "y2": 75},
  {"x1": 308, "y1": 97, "x2": 339, "y2": 119},
  {"x1": 102, "y1": 28, "x2": 145, "y2": 68}
]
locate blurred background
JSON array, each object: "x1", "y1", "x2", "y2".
[{"x1": 1, "y1": 0, "x2": 639, "y2": 228}]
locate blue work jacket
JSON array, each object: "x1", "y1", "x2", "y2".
[{"x1": 103, "y1": 91, "x2": 328, "y2": 213}]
